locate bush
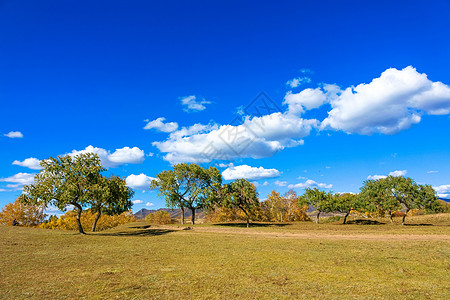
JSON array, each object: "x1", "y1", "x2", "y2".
[
  {"x1": 145, "y1": 210, "x2": 173, "y2": 224},
  {"x1": 0, "y1": 199, "x2": 46, "y2": 227}
]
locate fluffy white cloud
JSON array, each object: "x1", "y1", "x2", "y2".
[
  {"x1": 143, "y1": 117, "x2": 179, "y2": 132},
  {"x1": 180, "y1": 95, "x2": 211, "y2": 112},
  {"x1": 433, "y1": 185, "x2": 450, "y2": 198},
  {"x1": 132, "y1": 200, "x2": 144, "y2": 204},
  {"x1": 4, "y1": 131, "x2": 23, "y2": 138},
  {"x1": 284, "y1": 88, "x2": 328, "y2": 114},
  {"x1": 367, "y1": 170, "x2": 407, "y2": 180},
  {"x1": 252, "y1": 181, "x2": 269, "y2": 187},
  {"x1": 153, "y1": 112, "x2": 318, "y2": 163},
  {"x1": 146, "y1": 202, "x2": 155, "y2": 207},
  {"x1": 12, "y1": 158, "x2": 42, "y2": 170},
  {"x1": 222, "y1": 165, "x2": 280, "y2": 181},
  {"x1": 108, "y1": 147, "x2": 145, "y2": 164},
  {"x1": 274, "y1": 180, "x2": 288, "y2": 186},
  {"x1": 69, "y1": 145, "x2": 145, "y2": 168},
  {"x1": 0, "y1": 172, "x2": 36, "y2": 186},
  {"x1": 126, "y1": 174, "x2": 155, "y2": 190},
  {"x1": 321, "y1": 66, "x2": 450, "y2": 135},
  {"x1": 286, "y1": 76, "x2": 311, "y2": 88},
  {"x1": 288, "y1": 179, "x2": 332, "y2": 189}
]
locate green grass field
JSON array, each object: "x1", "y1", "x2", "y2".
[{"x1": 1, "y1": 214, "x2": 450, "y2": 299}]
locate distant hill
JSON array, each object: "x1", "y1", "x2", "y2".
[
  {"x1": 438, "y1": 198, "x2": 450, "y2": 203},
  {"x1": 134, "y1": 208, "x2": 205, "y2": 220}
]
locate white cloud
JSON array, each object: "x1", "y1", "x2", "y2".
[
  {"x1": 433, "y1": 185, "x2": 450, "y2": 198},
  {"x1": 284, "y1": 88, "x2": 328, "y2": 115},
  {"x1": 180, "y1": 95, "x2": 211, "y2": 112},
  {"x1": 132, "y1": 200, "x2": 144, "y2": 204},
  {"x1": 153, "y1": 112, "x2": 318, "y2": 163},
  {"x1": 69, "y1": 145, "x2": 145, "y2": 168},
  {"x1": 286, "y1": 76, "x2": 311, "y2": 88},
  {"x1": 321, "y1": 66, "x2": 450, "y2": 135},
  {"x1": 108, "y1": 147, "x2": 145, "y2": 164},
  {"x1": 288, "y1": 179, "x2": 332, "y2": 190},
  {"x1": 274, "y1": 180, "x2": 288, "y2": 186},
  {"x1": 222, "y1": 165, "x2": 280, "y2": 181},
  {"x1": 4, "y1": 131, "x2": 23, "y2": 138},
  {"x1": 12, "y1": 158, "x2": 42, "y2": 170},
  {"x1": 427, "y1": 170, "x2": 439, "y2": 174},
  {"x1": 252, "y1": 181, "x2": 269, "y2": 187},
  {"x1": 367, "y1": 170, "x2": 407, "y2": 180},
  {"x1": 126, "y1": 174, "x2": 155, "y2": 190},
  {"x1": 143, "y1": 117, "x2": 179, "y2": 132},
  {"x1": 146, "y1": 202, "x2": 155, "y2": 207},
  {"x1": 0, "y1": 172, "x2": 36, "y2": 186}
]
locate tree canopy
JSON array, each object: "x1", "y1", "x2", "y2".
[
  {"x1": 223, "y1": 179, "x2": 259, "y2": 227},
  {"x1": 151, "y1": 163, "x2": 222, "y2": 224},
  {"x1": 20, "y1": 153, "x2": 106, "y2": 234}
]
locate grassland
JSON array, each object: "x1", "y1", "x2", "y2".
[{"x1": 1, "y1": 214, "x2": 450, "y2": 299}]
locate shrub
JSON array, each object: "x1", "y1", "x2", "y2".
[{"x1": 145, "y1": 210, "x2": 173, "y2": 224}]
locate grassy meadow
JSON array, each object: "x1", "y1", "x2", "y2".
[{"x1": 1, "y1": 214, "x2": 450, "y2": 299}]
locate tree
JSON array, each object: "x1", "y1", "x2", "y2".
[
  {"x1": 298, "y1": 188, "x2": 332, "y2": 223},
  {"x1": 359, "y1": 178, "x2": 401, "y2": 222},
  {"x1": 90, "y1": 174, "x2": 134, "y2": 232},
  {"x1": 265, "y1": 190, "x2": 289, "y2": 222},
  {"x1": 146, "y1": 210, "x2": 173, "y2": 224},
  {"x1": 224, "y1": 179, "x2": 259, "y2": 227},
  {"x1": 20, "y1": 153, "x2": 105, "y2": 234},
  {"x1": 151, "y1": 163, "x2": 222, "y2": 225},
  {"x1": 284, "y1": 190, "x2": 310, "y2": 222},
  {"x1": 359, "y1": 176, "x2": 438, "y2": 225},
  {"x1": 0, "y1": 198, "x2": 46, "y2": 226},
  {"x1": 330, "y1": 193, "x2": 358, "y2": 224}
]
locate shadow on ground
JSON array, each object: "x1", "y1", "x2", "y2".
[
  {"x1": 96, "y1": 228, "x2": 176, "y2": 237},
  {"x1": 213, "y1": 222, "x2": 290, "y2": 228},
  {"x1": 346, "y1": 219, "x2": 386, "y2": 225},
  {"x1": 404, "y1": 223, "x2": 433, "y2": 226}
]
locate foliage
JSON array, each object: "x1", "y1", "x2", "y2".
[
  {"x1": 330, "y1": 193, "x2": 358, "y2": 224},
  {"x1": 90, "y1": 174, "x2": 134, "y2": 232},
  {"x1": 40, "y1": 209, "x2": 135, "y2": 231},
  {"x1": 205, "y1": 205, "x2": 247, "y2": 222},
  {"x1": 145, "y1": 210, "x2": 173, "y2": 224},
  {"x1": 359, "y1": 176, "x2": 438, "y2": 225},
  {"x1": 19, "y1": 153, "x2": 105, "y2": 234},
  {"x1": 298, "y1": 187, "x2": 333, "y2": 223},
  {"x1": 0, "y1": 198, "x2": 47, "y2": 226},
  {"x1": 151, "y1": 163, "x2": 222, "y2": 224},
  {"x1": 222, "y1": 179, "x2": 259, "y2": 227}
]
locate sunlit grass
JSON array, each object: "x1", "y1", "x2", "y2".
[{"x1": 1, "y1": 214, "x2": 449, "y2": 299}]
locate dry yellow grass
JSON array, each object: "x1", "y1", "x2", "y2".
[{"x1": 1, "y1": 214, "x2": 449, "y2": 299}]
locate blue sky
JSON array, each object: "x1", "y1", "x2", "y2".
[{"x1": 1, "y1": 0, "x2": 450, "y2": 213}]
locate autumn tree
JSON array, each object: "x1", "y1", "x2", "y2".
[
  {"x1": 0, "y1": 198, "x2": 46, "y2": 226},
  {"x1": 298, "y1": 187, "x2": 332, "y2": 223},
  {"x1": 264, "y1": 190, "x2": 289, "y2": 222},
  {"x1": 146, "y1": 210, "x2": 173, "y2": 224},
  {"x1": 90, "y1": 174, "x2": 134, "y2": 232},
  {"x1": 284, "y1": 190, "x2": 310, "y2": 222},
  {"x1": 223, "y1": 179, "x2": 259, "y2": 227},
  {"x1": 151, "y1": 163, "x2": 222, "y2": 225},
  {"x1": 20, "y1": 153, "x2": 105, "y2": 234}
]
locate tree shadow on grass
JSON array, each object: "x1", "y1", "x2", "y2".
[
  {"x1": 346, "y1": 219, "x2": 386, "y2": 225},
  {"x1": 212, "y1": 222, "x2": 290, "y2": 228},
  {"x1": 129, "y1": 225, "x2": 152, "y2": 229},
  {"x1": 403, "y1": 223, "x2": 433, "y2": 226},
  {"x1": 96, "y1": 228, "x2": 176, "y2": 237}
]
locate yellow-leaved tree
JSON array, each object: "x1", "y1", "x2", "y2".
[{"x1": 0, "y1": 198, "x2": 46, "y2": 227}]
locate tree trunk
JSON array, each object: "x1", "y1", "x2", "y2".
[
  {"x1": 402, "y1": 209, "x2": 410, "y2": 226},
  {"x1": 191, "y1": 208, "x2": 195, "y2": 225},
  {"x1": 91, "y1": 210, "x2": 102, "y2": 232},
  {"x1": 73, "y1": 203, "x2": 85, "y2": 234},
  {"x1": 181, "y1": 206, "x2": 185, "y2": 224},
  {"x1": 246, "y1": 212, "x2": 250, "y2": 228},
  {"x1": 316, "y1": 211, "x2": 320, "y2": 223},
  {"x1": 389, "y1": 212, "x2": 394, "y2": 223},
  {"x1": 343, "y1": 212, "x2": 349, "y2": 224}
]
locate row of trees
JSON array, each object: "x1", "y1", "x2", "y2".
[
  {"x1": 151, "y1": 164, "x2": 441, "y2": 226},
  {"x1": 3, "y1": 155, "x2": 442, "y2": 232}
]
